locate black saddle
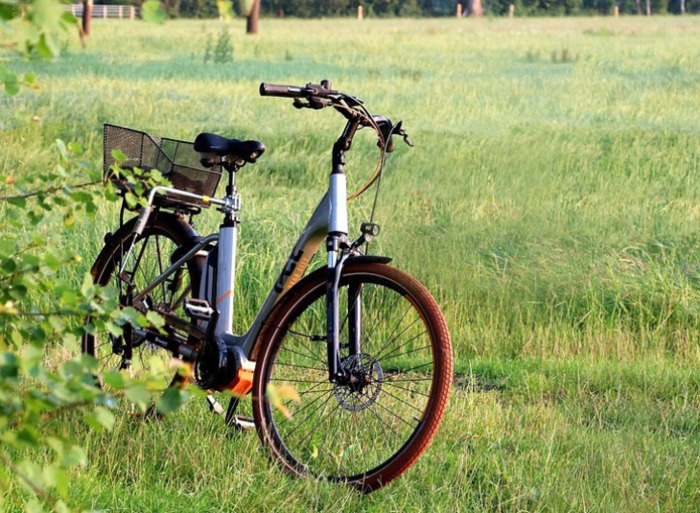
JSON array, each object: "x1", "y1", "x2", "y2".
[{"x1": 194, "y1": 133, "x2": 265, "y2": 164}]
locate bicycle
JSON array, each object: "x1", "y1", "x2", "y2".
[{"x1": 82, "y1": 80, "x2": 453, "y2": 492}]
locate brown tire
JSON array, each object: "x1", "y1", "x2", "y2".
[{"x1": 252, "y1": 262, "x2": 453, "y2": 492}]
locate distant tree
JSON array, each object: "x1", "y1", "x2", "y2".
[{"x1": 247, "y1": 0, "x2": 260, "y2": 33}]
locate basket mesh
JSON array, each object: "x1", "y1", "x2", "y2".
[{"x1": 103, "y1": 124, "x2": 222, "y2": 208}]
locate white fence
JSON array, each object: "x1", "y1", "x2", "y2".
[{"x1": 64, "y1": 4, "x2": 138, "y2": 19}]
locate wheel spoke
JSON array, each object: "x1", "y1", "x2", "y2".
[
  {"x1": 378, "y1": 341, "x2": 431, "y2": 363},
  {"x1": 382, "y1": 380, "x2": 431, "y2": 398}
]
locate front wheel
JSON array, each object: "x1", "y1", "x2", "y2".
[{"x1": 252, "y1": 262, "x2": 453, "y2": 492}]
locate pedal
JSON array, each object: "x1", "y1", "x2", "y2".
[
  {"x1": 225, "y1": 396, "x2": 255, "y2": 432},
  {"x1": 206, "y1": 394, "x2": 225, "y2": 415},
  {"x1": 184, "y1": 298, "x2": 214, "y2": 321},
  {"x1": 228, "y1": 415, "x2": 255, "y2": 431}
]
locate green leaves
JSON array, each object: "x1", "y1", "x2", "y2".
[
  {"x1": 106, "y1": 163, "x2": 172, "y2": 210},
  {"x1": 0, "y1": 3, "x2": 190, "y2": 512},
  {"x1": 0, "y1": 133, "x2": 179, "y2": 510},
  {"x1": 156, "y1": 387, "x2": 188, "y2": 413},
  {"x1": 1, "y1": 63, "x2": 20, "y2": 95},
  {"x1": 84, "y1": 406, "x2": 116, "y2": 432},
  {"x1": 0, "y1": 0, "x2": 18, "y2": 23}
]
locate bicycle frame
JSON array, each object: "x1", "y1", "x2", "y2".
[
  {"x1": 123, "y1": 154, "x2": 349, "y2": 372},
  {"x1": 119, "y1": 111, "x2": 371, "y2": 388}
]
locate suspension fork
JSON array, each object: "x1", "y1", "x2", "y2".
[
  {"x1": 325, "y1": 248, "x2": 365, "y2": 384},
  {"x1": 348, "y1": 280, "x2": 362, "y2": 356},
  {"x1": 326, "y1": 246, "x2": 347, "y2": 383}
]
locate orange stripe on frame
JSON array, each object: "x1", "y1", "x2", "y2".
[{"x1": 216, "y1": 289, "x2": 232, "y2": 306}]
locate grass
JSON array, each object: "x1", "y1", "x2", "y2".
[{"x1": 1, "y1": 15, "x2": 699, "y2": 512}]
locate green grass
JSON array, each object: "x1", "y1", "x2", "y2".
[{"x1": 1, "y1": 15, "x2": 700, "y2": 512}]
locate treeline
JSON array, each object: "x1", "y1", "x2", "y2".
[{"x1": 99, "y1": 0, "x2": 697, "y2": 17}]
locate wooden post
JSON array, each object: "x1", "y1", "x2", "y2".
[
  {"x1": 131, "y1": 6, "x2": 135, "y2": 20},
  {"x1": 82, "y1": 0, "x2": 92, "y2": 36},
  {"x1": 358, "y1": 5, "x2": 363, "y2": 20},
  {"x1": 246, "y1": 0, "x2": 260, "y2": 34},
  {"x1": 613, "y1": 5, "x2": 619, "y2": 15},
  {"x1": 456, "y1": 3, "x2": 462, "y2": 17},
  {"x1": 508, "y1": 4, "x2": 515, "y2": 17}
]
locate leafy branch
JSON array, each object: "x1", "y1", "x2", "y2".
[{"x1": 0, "y1": 180, "x2": 102, "y2": 202}]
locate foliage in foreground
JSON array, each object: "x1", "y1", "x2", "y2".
[
  {"x1": 0, "y1": 137, "x2": 192, "y2": 512},
  {"x1": 1, "y1": 4, "x2": 180, "y2": 510}
]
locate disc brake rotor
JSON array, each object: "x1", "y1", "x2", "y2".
[{"x1": 333, "y1": 353, "x2": 384, "y2": 412}]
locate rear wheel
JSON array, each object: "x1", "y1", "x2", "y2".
[
  {"x1": 252, "y1": 262, "x2": 453, "y2": 492},
  {"x1": 82, "y1": 213, "x2": 203, "y2": 412}
]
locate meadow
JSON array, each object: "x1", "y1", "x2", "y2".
[{"x1": 1, "y1": 15, "x2": 699, "y2": 512}]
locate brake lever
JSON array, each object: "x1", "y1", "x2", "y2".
[
  {"x1": 379, "y1": 120, "x2": 414, "y2": 152},
  {"x1": 293, "y1": 97, "x2": 332, "y2": 110},
  {"x1": 309, "y1": 97, "x2": 332, "y2": 110},
  {"x1": 395, "y1": 122, "x2": 414, "y2": 147}
]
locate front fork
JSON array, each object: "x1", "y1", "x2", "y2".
[{"x1": 325, "y1": 240, "x2": 363, "y2": 384}]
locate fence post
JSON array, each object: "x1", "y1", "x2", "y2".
[
  {"x1": 83, "y1": 0, "x2": 93, "y2": 35},
  {"x1": 456, "y1": 3, "x2": 462, "y2": 17},
  {"x1": 358, "y1": 5, "x2": 363, "y2": 21},
  {"x1": 509, "y1": 4, "x2": 515, "y2": 17}
]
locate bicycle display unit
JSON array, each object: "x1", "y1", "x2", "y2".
[{"x1": 84, "y1": 81, "x2": 454, "y2": 492}]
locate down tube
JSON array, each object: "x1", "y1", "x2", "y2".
[{"x1": 233, "y1": 193, "x2": 331, "y2": 356}]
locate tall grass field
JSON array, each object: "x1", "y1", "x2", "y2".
[{"x1": 1, "y1": 15, "x2": 699, "y2": 512}]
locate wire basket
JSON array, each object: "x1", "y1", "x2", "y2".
[{"x1": 103, "y1": 124, "x2": 222, "y2": 209}]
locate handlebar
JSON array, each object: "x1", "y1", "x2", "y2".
[
  {"x1": 259, "y1": 80, "x2": 413, "y2": 152},
  {"x1": 259, "y1": 81, "x2": 338, "y2": 99}
]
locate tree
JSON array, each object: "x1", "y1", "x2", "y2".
[{"x1": 247, "y1": 0, "x2": 260, "y2": 33}]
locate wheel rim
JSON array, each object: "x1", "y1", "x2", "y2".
[{"x1": 261, "y1": 272, "x2": 439, "y2": 482}]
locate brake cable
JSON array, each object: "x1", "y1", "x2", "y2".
[
  {"x1": 357, "y1": 122, "x2": 403, "y2": 255},
  {"x1": 346, "y1": 101, "x2": 388, "y2": 202}
]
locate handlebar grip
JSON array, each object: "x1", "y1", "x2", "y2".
[{"x1": 259, "y1": 83, "x2": 308, "y2": 98}]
